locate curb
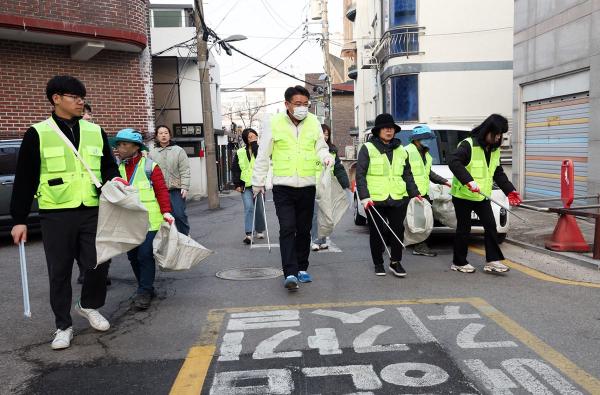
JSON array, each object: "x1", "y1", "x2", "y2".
[{"x1": 505, "y1": 237, "x2": 599, "y2": 271}]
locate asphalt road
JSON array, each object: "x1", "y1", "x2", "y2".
[{"x1": 1, "y1": 193, "x2": 599, "y2": 394}]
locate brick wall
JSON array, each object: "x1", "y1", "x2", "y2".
[
  {"x1": 332, "y1": 93, "x2": 355, "y2": 157},
  {"x1": 0, "y1": 40, "x2": 153, "y2": 138},
  {"x1": 0, "y1": 0, "x2": 148, "y2": 36}
]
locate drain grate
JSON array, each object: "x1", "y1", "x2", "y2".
[{"x1": 216, "y1": 267, "x2": 283, "y2": 281}]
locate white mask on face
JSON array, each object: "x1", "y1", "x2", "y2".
[{"x1": 292, "y1": 106, "x2": 308, "y2": 121}]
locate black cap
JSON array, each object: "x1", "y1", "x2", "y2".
[{"x1": 371, "y1": 113, "x2": 401, "y2": 135}]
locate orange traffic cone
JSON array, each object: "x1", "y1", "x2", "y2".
[{"x1": 545, "y1": 214, "x2": 591, "y2": 252}]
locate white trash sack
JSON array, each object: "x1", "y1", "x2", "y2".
[
  {"x1": 316, "y1": 167, "x2": 349, "y2": 238},
  {"x1": 403, "y1": 197, "x2": 434, "y2": 246},
  {"x1": 153, "y1": 222, "x2": 212, "y2": 271},
  {"x1": 429, "y1": 184, "x2": 457, "y2": 229},
  {"x1": 96, "y1": 181, "x2": 149, "y2": 265}
]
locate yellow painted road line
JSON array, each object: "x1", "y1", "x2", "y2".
[
  {"x1": 469, "y1": 246, "x2": 600, "y2": 288},
  {"x1": 469, "y1": 297, "x2": 600, "y2": 393},
  {"x1": 169, "y1": 345, "x2": 215, "y2": 395}
]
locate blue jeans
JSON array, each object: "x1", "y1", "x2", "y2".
[
  {"x1": 127, "y1": 230, "x2": 157, "y2": 295},
  {"x1": 311, "y1": 200, "x2": 326, "y2": 244},
  {"x1": 170, "y1": 189, "x2": 190, "y2": 235},
  {"x1": 242, "y1": 188, "x2": 265, "y2": 234}
]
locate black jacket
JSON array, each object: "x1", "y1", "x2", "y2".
[
  {"x1": 356, "y1": 136, "x2": 419, "y2": 206},
  {"x1": 448, "y1": 129, "x2": 515, "y2": 196},
  {"x1": 329, "y1": 145, "x2": 350, "y2": 189},
  {"x1": 231, "y1": 143, "x2": 258, "y2": 188},
  {"x1": 10, "y1": 112, "x2": 120, "y2": 224}
]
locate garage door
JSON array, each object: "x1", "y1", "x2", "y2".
[{"x1": 524, "y1": 92, "x2": 589, "y2": 198}]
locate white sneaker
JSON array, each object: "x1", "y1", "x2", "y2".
[
  {"x1": 75, "y1": 302, "x2": 110, "y2": 331},
  {"x1": 256, "y1": 232, "x2": 265, "y2": 239},
  {"x1": 311, "y1": 243, "x2": 320, "y2": 251},
  {"x1": 484, "y1": 261, "x2": 510, "y2": 273},
  {"x1": 318, "y1": 243, "x2": 329, "y2": 250},
  {"x1": 51, "y1": 327, "x2": 73, "y2": 350},
  {"x1": 451, "y1": 263, "x2": 476, "y2": 273}
]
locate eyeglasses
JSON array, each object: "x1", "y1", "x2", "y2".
[
  {"x1": 290, "y1": 101, "x2": 311, "y2": 108},
  {"x1": 61, "y1": 94, "x2": 85, "y2": 103}
]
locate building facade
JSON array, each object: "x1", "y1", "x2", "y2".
[
  {"x1": 0, "y1": 0, "x2": 154, "y2": 137},
  {"x1": 347, "y1": 0, "x2": 514, "y2": 145},
  {"x1": 513, "y1": 0, "x2": 600, "y2": 199}
]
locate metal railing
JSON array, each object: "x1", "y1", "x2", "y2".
[{"x1": 373, "y1": 26, "x2": 425, "y2": 64}]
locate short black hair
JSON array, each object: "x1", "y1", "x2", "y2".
[
  {"x1": 83, "y1": 103, "x2": 92, "y2": 113},
  {"x1": 46, "y1": 75, "x2": 86, "y2": 105},
  {"x1": 284, "y1": 85, "x2": 310, "y2": 102}
]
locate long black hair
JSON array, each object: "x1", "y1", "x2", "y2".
[{"x1": 472, "y1": 114, "x2": 508, "y2": 148}]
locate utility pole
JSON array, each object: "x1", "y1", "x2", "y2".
[
  {"x1": 195, "y1": 1, "x2": 220, "y2": 209},
  {"x1": 320, "y1": 0, "x2": 333, "y2": 141}
]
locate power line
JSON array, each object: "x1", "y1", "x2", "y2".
[{"x1": 221, "y1": 100, "x2": 284, "y2": 117}]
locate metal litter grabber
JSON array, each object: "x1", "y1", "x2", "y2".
[
  {"x1": 477, "y1": 191, "x2": 528, "y2": 223},
  {"x1": 367, "y1": 209, "x2": 392, "y2": 258},
  {"x1": 19, "y1": 241, "x2": 32, "y2": 318},
  {"x1": 250, "y1": 191, "x2": 271, "y2": 253},
  {"x1": 369, "y1": 205, "x2": 406, "y2": 249}
]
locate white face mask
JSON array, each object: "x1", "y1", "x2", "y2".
[{"x1": 292, "y1": 106, "x2": 308, "y2": 121}]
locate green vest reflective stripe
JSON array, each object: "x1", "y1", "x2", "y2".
[
  {"x1": 316, "y1": 151, "x2": 335, "y2": 182},
  {"x1": 271, "y1": 112, "x2": 321, "y2": 177},
  {"x1": 365, "y1": 142, "x2": 408, "y2": 201},
  {"x1": 34, "y1": 118, "x2": 103, "y2": 209},
  {"x1": 119, "y1": 157, "x2": 164, "y2": 231},
  {"x1": 450, "y1": 138, "x2": 499, "y2": 201},
  {"x1": 237, "y1": 147, "x2": 255, "y2": 187},
  {"x1": 405, "y1": 143, "x2": 432, "y2": 196}
]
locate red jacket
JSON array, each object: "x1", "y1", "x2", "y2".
[{"x1": 122, "y1": 153, "x2": 172, "y2": 214}]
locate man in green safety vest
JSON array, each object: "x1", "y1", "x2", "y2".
[
  {"x1": 405, "y1": 125, "x2": 451, "y2": 257},
  {"x1": 252, "y1": 86, "x2": 333, "y2": 291},
  {"x1": 10, "y1": 76, "x2": 121, "y2": 350},
  {"x1": 356, "y1": 113, "x2": 421, "y2": 277},
  {"x1": 448, "y1": 114, "x2": 522, "y2": 274},
  {"x1": 114, "y1": 129, "x2": 174, "y2": 310}
]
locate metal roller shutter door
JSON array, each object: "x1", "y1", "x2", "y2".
[{"x1": 524, "y1": 92, "x2": 589, "y2": 198}]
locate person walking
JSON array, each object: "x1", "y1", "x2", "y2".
[
  {"x1": 115, "y1": 129, "x2": 174, "y2": 309},
  {"x1": 252, "y1": 86, "x2": 333, "y2": 291},
  {"x1": 356, "y1": 113, "x2": 420, "y2": 277},
  {"x1": 10, "y1": 75, "x2": 121, "y2": 349},
  {"x1": 149, "y1": 125, "x2": 191, "y2": 235},
  {"x1": 231, "y1": 128, "x2": 265, "y2": 244},
  {"x1": 311, "y1": 123, "x2": 350, "y2": 251},
  {"x1": 405, "y1": 125, "x2": 451, "y2": 257},
  {"x1": 448, "y1": 114, "x2": 522, "y2": 274}
]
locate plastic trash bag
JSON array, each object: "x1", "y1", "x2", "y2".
[
  {"x1": 403, "y1": 197, "x2": 434, "y2": 246},
  {"x1": 316, "y1": 167, "x2": 349, "y2": 238},
  {"x1": 429, "y1": 184, "x2": 457, "y2": 229},
  {"x1": 153, "y1": 222, "x2": 212, "y2": 271}
]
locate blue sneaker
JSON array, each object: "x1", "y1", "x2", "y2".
[
  {"x1": 298, "y1": 271, "x2": 312, "y2": 283},
  {"x1": 284, "y1": 275, "x2": 299, "y2": 290}
]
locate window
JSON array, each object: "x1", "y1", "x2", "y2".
[
  {"x1": 152, "y1": 9, "x2": 183, "y2": 28},
  {"x1": 0, "y1": 146, "x2": 19, "y2": 175},
  {"x1": 383, "y1": 74, "x2": 418, "y2": 122},
  {"x1": 390, "y1": 0, "x2": 416, "y2": 28},
  {"x1": 394, "y1": 129, "x2": 469, "y2": 165}
]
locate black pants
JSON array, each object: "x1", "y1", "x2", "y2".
[
  {"x1": 272, "y1": 185, "x2": 316, "y2": 278},
  {"x1": 40, "y1": 209, "x2": 109, "y2": 330},
  {"x1": 367, "y1": 202, "x2": 408, "y2": 266},
  {"x1": 452, "y1": 196, "x2": 504, "y2": 265}
]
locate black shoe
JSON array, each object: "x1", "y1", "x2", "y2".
[
  {"x1": 132, "y1": 293, "x2": 152, "y2": 310},
  {"x1": 77, "y1": 273, "x2": 84, "y2": 284},
  {"x1": 389, "y1": 261, "x2": 407, "y2": 277},
  {"x1": 412, "y1": 242, "x2": 437, "y2": 257},
  {"x1": 374, "y1": 264, "x2": 386, "y2": 276},
  {"x1": 243, "y1": 235, "x2": 251, "y2": 245}
]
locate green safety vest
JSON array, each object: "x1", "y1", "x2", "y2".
[
  {"x1": 316, "y1": 151, "x2": 335, "y2": 182},
  {"x1": 365, "y1": 142, "x2": 408, "y2": 201},
  {"x1": 405, "y1": 143, "x2": 432, "y2": 196},
  {"x1": 237, "y1": 147, "x2": 255, "y2": 187},
  {"x1": 119, "y1": 157, "x2": 164, "y2": 231},
  {"x1": 34, "y1": 118, "x2": 103, "y2": 210},
  {"x1": 271, "y1": 112, "x2": 321, "y2": 177},
  {"x1": 450, "y1": 137, "x2": 500, "y2": 201}
]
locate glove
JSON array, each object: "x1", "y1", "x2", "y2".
[
  {"x1": 163, "y1": 212, "x2": 175, "y2": 225},
  {"x1": 252, "y1": 185, "x2": 265, "y2": 197},
  {"x1": 444, "y1": 181, "x2": 452, "y2": 188},
  {"x1": 112, "y1": 177, "x2": 129, "y2": 186},
  {"x1": 508, "y1": 191, "x2": 523, "y2": 206},
  {"x1": 180, "y1": 189, "x2": 188, "y2": 199},
  {"x1": 466, "y1": 181, "x2": 480, "y2": 193},
  {"x1": 415, "y1": 195, "x2": 424, "y2": 202},
  {"x1": 363, "y1": 199, "x2": 374, "y2": 211}
]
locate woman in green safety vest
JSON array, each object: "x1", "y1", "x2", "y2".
[
  {"x1": 405, "y1": 125, "x2": 451, "y2": 257},
  {"x1": 448, "y1": 114, "x2": 523, "y2": 274},
  {"x1": 356, "y1": 113, "x2": 421, "y2": 277},
  {"x1": 311, "y1": 123, "x2": 350, "y2": 251},
  {"x1": 231, "y1": 128, "x2": 265, "y2": 244}
]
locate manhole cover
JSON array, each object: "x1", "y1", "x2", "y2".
[{"x1": 216, "y1": 267, "x2": 283, "y2": 280}]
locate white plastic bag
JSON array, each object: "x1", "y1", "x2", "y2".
[
  {"x1": 403, "y1": 197, "x2": 434, "y2": 246},
  {"x1": 153, "y1": 222, "x2": 212, "y2": 271},
  {"x1": 316, "y1": 167, "x2": 349, "y2": 238},
  {"x1": 430, "y1": 184, "x2": 457, "y2": 229}
]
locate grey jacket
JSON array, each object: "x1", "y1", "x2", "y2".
[{"x1": 149, "y1": 143, "x2": 191, "y2": 190}]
